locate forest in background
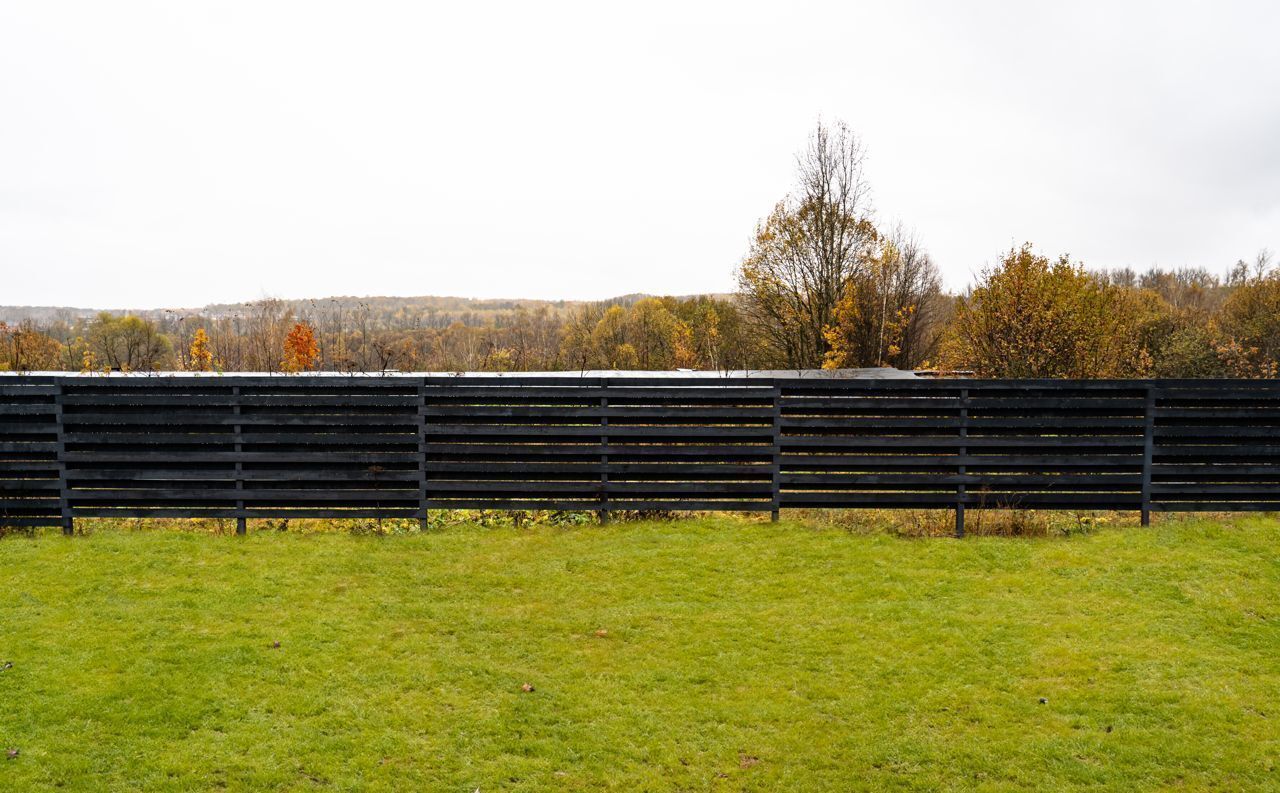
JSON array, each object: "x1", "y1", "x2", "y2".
[{"x1": 3, "y1": 122, "x2": 1276, "y2": 378}]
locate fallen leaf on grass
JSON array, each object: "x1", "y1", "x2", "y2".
[
  {"x1": 594, "y1": 629, "x2": 609, "y2": 638},
  {"x1": 521, "y1": 682, "x2": 535, "y2": 693}
]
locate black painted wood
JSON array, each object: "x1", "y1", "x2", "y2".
[
  {"x1": 956, "y1": 387, "x2": 968, "y2": 538},
  {"x1": 53, "y1": 383, "x2": 72, "y2": 534},
  {"x1": 2, "y1": 375, "x2": 1279, "y2": 527},
  {"x1": 1141, "y1": 385, "x2": 1155, "y2": 526}
]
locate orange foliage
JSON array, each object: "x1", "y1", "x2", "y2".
[
  {"x1": 282, "y1": 322, "x2": 319, "y2": 372},
  {"x1": 188, "y1": 328, "x2": 214, "y2": 372}
]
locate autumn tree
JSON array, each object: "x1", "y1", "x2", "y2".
[
  {"x1": 439, "y1": 321, "x2": 487, "y2": 370},
  {"x1": 498, "y1": 306, "x2": 561, "y2": 370},
  {"x1": 188, "y1": 328, "x2": 214, "y2": 371},
  {"x1": 677, "y1": 297, "x2": 758, "y2": 372},
  {"x1": 1149, "y1": 325, "x2": 1228, "y2": 377},
  {"x1": 559, "y1": 305, "x2": 601, "y2": 372},
  {"x1": 480, "y1": 345, "x2": 517, "y2": 371},
  {"x1": 62, "y1": 335, "x2": 91, "y2": 372},
  {"x1": 590, "y1": 305, "x2": 638, "y2": 369},
  {"x1": 674, "y1": 298, "x2": 725, "y2": 370},
  {"x1": 282, "y1": 322, "x2": 320, "y2": 372},
  {"x1": 368, "y1": 330, "x2": 415, "y2": 372},
  {"x1": 738, "y1": 120, "x2": 879, "y2": 368},
  {"x1": 0, "y1": 321, "x2": 63, "y2": 372},
  {"x1": 1135, "y1": 266, "x2": 1230, "y2": 316},
  {"x1": 941, "y1": 244, "x2": 1157, "y2": 378},
  {"x1": 1101, "y1": 257, "x2": 1279, "y2": 378},
  {"x1": 624, "y1": 298, "x2": 692, "y2": 369},
  {"x1": 822, "y1": 227, "x2": 944, "y2": 369},
  {"x1": 1213, "y1": 252, "x2": 1280, "y2": 377},
  {"x1": 86, "y1": 313, "x2": 172, "y2": 371},
  {"x1": 1123, "y1": 281, "x2": 1228, "y2": 378}
]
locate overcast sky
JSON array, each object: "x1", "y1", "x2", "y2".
[{"x1": 2, "y1": 1, "x2": 1277, "y2": 309}]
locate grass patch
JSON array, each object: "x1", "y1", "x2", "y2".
[{"x1": 2, "y1": 516, "x2": 1279, "y2": 790}]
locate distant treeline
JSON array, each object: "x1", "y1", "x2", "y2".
[
  {"x1": 0, "y1": 294, "x2": 659, "y2": 331},
  {"x1": 3, "y1": 251, "x2": 1276, "y2": 378},
  {"x1": 3, "y1": 121, "x2": 1276, "y2": 378},
  {"x1": 0, "y1": 294, "x2": 758, "y2": 373}
]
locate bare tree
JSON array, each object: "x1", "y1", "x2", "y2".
[
  {"x1": 737, "y1": 120, "x2": 879, "y2": 368},
  {"x1": 242, "y1": 298, "x2": 293, "y2": 372}
]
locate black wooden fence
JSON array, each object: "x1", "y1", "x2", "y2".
[{"x1": 2, "y1": 375, "x2": 1279, "y2": 536}]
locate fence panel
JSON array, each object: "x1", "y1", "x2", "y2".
[
  {"x1": 421, "y1": 377, "x2": 776, "y2": 512},
  {"x1": 1150, "y1": 380, "x2": 1280, "y2": 512},
  {"x1": 0, "y1": 378, "x2": 61, "y2": 527},
  {"x1": 57, "y1": 377, "x2": 421, "y2": 522},
  {"x1": 777, "y1": 380, "x2": 1147, "y2": 511}
]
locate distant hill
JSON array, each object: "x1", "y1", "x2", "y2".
[{"x1": 0, "y1": 293, "x2": 736, "y2": 329}]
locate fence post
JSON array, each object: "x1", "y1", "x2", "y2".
[
  {"x1": 1141, "y1": 384, "x2": 1154, "y2": 526},
  {"x1": 418, "y1": 380, "x2": 429, "y2": 532},
  {"x1": 770, "y1": 382, "x2": 781, "y2": 522},
  {"x1": 233, "y1": 385, "x2": 245, "y2": 535},
  {"x1": 599, "y1": 380, "x2": 610, "y2": 525},
  {"x1": 955, "y1": 387, "x2": 968, "y2": 538},
  {"x1": 54, "y1": 379, "x2": 72, "y2": 536}
]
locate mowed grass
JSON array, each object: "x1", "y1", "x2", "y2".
[{"x1": 2, "y1": 517, "x2": 1279, "y2": 791}]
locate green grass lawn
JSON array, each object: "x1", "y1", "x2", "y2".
[{"x1": 2, "y1": 517, "x2": 1279, "y2": 791}]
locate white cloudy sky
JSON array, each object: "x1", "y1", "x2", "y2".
[{"x1": 2, "y1": 1, "x2": 1277, "y2": 308}]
